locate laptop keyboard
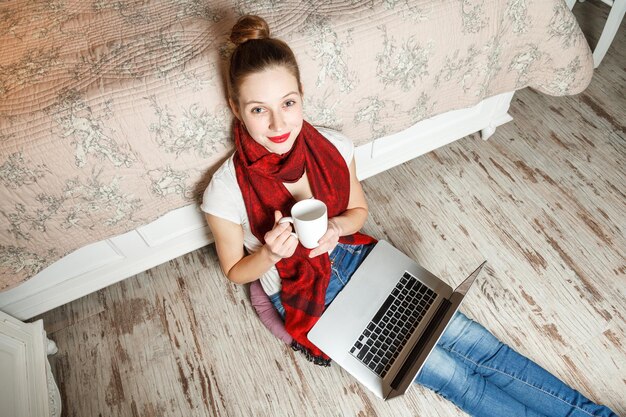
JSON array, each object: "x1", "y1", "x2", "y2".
[{"x1": 349, "y1": 272, "x2": 436, "y2": 378}]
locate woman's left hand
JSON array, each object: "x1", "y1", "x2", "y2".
[{"x1": 309, "y1": 218, "x2": 342, "y2": 258}]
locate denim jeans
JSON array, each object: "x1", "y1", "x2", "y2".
[
  {"x1": 269, "y1": 243, "x2": 617, "y2": 417},
  {"x1": 416, "y1": 312, "x2": 617, "y2": 417}
]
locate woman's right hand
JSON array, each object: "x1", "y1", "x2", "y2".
[{"x1": 263, "y1": 210, "x2": 298, "y2": 263}]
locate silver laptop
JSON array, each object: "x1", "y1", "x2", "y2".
[{"x1": 308, "y1": 240, "x2": 486, "y2": 400}]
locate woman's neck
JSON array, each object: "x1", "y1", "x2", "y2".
[{"x1": 283, "y1": 171, "x2": 313, "y2": 201}]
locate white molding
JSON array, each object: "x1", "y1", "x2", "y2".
[
  {"x1": 0, "y1": 92, "x2": 515, "y2": 320},
  {"x1": 0, "y1": 313, "x2": 53, "y2": 417}
]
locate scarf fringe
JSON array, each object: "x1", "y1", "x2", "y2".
[{"x1": 290, "y1": 340, "x2": 331, "y2": 367}]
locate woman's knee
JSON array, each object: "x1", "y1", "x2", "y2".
[
  {"x1": 439, "y1": 312, "x2": 502, "y2": 360},
  {"x1": 416, "y1": 347, "x2": 489, "y2": 413},
  {"x1": 415, "y1": 347, "x2": 459, "y2": 392}
]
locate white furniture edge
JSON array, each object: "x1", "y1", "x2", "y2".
[
  {"x1": 0, "y1": 91, "x2": 514, "y2": 320},
  {"x1": 567, "y1": 0, "x2": 626, "y2": 68},
  {"x1": 591, "y1": 0, "x2": 625, "y2": 68},
  {"x1": 0, "y1": 311, "x2": 62, "y2": 417}
]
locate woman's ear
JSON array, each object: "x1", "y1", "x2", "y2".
[{"x1": 228, "y1": 97, "x2": 241, "y2": 120}]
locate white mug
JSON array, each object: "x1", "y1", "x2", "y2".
[{"x1": 279, "y1": 199, "x2": 328, "y2": 249}]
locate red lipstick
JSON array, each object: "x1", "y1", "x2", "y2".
[{"x1": 267, "y1": 132, "x2": 290, "y2": 143}]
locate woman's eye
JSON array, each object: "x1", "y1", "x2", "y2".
[
  {"x1": 284, "y1": 100, "x2": 296, "y2": 107},
  {"x1": 251, "y1": 107, "x2": 263, "y2": 114}
]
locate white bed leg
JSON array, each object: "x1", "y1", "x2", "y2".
[
  {"x1": 481, "y1": 125, "x2": 497, "y2": 141},
  {"x1": 479, "y1": 91, "x2": 514, "y2": 141},
  {"x1": 46, "y1": 339, "x2": 58, "y2": 355}
]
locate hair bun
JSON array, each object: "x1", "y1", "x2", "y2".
[{"x1": 230, "y1": 15, "x2": 270, "y2": 46}]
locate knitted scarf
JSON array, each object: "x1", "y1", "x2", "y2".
[{"x1": 233, "y1": 120, "x2": 375, "y2": 364}]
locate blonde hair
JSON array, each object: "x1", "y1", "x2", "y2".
[{"x1": 228, "y1": 15, "x2": 302, "y2": 102}]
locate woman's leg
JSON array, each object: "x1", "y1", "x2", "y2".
[
  {"x1": 416, "y1": 346, "x2": 548, "y2": 417},
  {"x1": 269, "y1": 292, "x2": 285, "y2": 319},
  {"x1": 435, "y1": 312, "x2": 617, "y2": 417}
]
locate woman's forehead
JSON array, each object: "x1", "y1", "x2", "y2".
[{"x1": 239, "y1": 67, "x2": 300, "y2": 104}]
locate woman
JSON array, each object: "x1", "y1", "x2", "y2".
[{"x1": 202, "y1": 14, "x2": 617, "y2": 417}]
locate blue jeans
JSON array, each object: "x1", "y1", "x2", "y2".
[
  {"x1": 416, "y1": 312, "x2": 617, "y2": 417},
  {"x1": 270, "y1": 243, "x2": 617, "y2": 417}
]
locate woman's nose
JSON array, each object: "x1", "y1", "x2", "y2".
[{"x1": 269, "y1": 111, "x2": 285, "y2": 131}]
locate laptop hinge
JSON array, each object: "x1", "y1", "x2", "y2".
[{"x1": 390, "y1": 298, "x2": 452, "y2": 390}]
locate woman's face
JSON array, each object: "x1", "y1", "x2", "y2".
[{"x1": 230, "y1": 66, "x2": 303, "y2": 155}]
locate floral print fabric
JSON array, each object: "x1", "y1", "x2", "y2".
[{"x1": 0, "y1": 0, "x2": 592, "y2": 290}]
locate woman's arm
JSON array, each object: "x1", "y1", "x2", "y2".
[
  {"x1": 206, "y1": 212, "x2": 298, "y2": 284},
  {"x1": 207, "y1": 216, "x2": 293, "y2": 342},
  {"x1": 309, "y1": 158, "x2": 368, "y2": 257}
]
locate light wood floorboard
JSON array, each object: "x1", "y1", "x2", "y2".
[{"x1": 36, "y1": 3, "x2": 625, "y2": 416}]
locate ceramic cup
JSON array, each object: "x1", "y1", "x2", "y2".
[{"x1": 279, "y1": 199, "x2": 328, "y2": 249}]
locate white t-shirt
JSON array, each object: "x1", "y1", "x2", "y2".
[{"x1": 201, "y1": 127, "x2": 354, "y2": 296}]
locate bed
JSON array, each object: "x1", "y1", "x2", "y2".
[{"x1": 0, "y1": 0, "x2": 592, "y2": 319}]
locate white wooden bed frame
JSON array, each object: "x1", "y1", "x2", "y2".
[{"x1": 0, "y1": 92, "x2": 514, "y2": 320}]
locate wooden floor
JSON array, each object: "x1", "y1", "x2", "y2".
[{"x1": 36, "y1": 4, "x2": 625, "y2": 417}]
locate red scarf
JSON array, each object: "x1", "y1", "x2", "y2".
[{"x1": 233, "y1": 120, "x2": 375, "y2": 364}]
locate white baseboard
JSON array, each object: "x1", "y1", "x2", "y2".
[{"x1": 0, "y1": 92, "x2": 515, "y2": 320}]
